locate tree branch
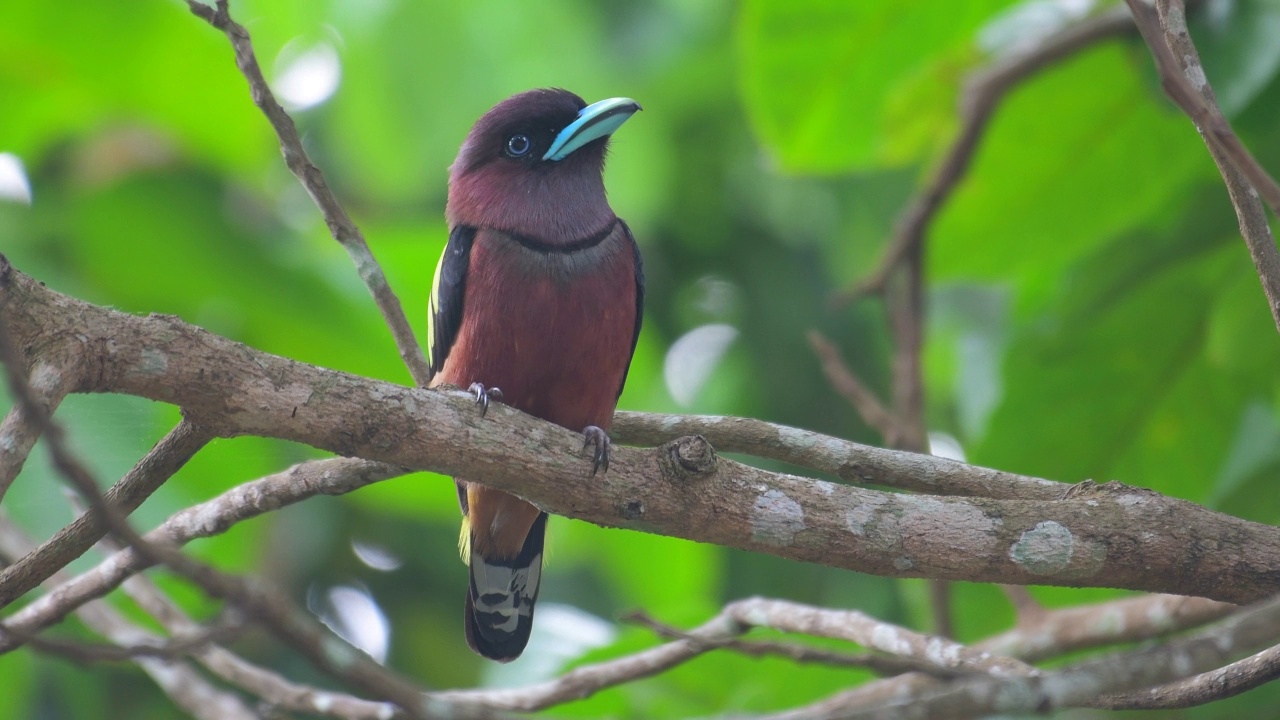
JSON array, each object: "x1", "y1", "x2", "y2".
[
  {"x1": 0, "y1": 516, "x2": 261, "y2": 720},
  {"x1": 832, "y1": 5, "x2": 1138, "y2": 305},
  {"x1": 1096, "y1": 640, "x2": 1280, "y2": 709},
  {"x1": 184, "y1": 0, "x2": 431, "y2": 385},
  {"x1": 1125, "y1": 0, "x2": 1280, "y2": 332},
  {"x1": 0, "y1": 315, "x2": 440, "y2": 719},
  {"x1": 0, "y1": 419, "x2": 212, "y2": 610},
  {"x1": 0, "y1": 456, "x2": 403, "y2": 649},
  {"x1": 0, "y1": 360, "x2": 76, "y2": 501},
  {"x1": 807, "y1": 331, "x2": 902, "y2": 443},
  {"x1": 747, "y1": 595, "x2": 1280, "y2": 719},
  {"x1": 5, "y1": 258, "x2": 1280, "y2": 603},
  {"x1": 611, "y1": 410, "x2": 1064, "y2": 499}
]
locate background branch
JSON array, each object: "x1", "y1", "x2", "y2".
[
  {"x1": 1125, "y1": 0, "x2": 1280, "y2": 330},
  {"x1": 832, "y1": 4, "x2": 1137, "y2": 305}
]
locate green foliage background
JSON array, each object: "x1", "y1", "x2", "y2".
[{"x1": 3, "y1": 0, "x2": 1280, "y2": 716}]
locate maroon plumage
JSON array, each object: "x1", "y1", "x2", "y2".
[{"x1": 429, "y1": 89, "x2": 643, "y2": 661}]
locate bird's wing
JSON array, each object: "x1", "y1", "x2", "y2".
[
  {"x1": 427, "y1": 225, "x2": 477, "y2": 376},
  {"x1": 618, "y1": 220, "x2": 645, "y2": 400}
]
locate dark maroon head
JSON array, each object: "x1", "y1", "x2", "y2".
[{"x1": 447, "y1": 89, "x2": 640, "y2": 244}]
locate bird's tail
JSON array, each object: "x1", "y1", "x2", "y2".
[{"x1": 464, "y1": 512, "x2": 547, "y2": 662}]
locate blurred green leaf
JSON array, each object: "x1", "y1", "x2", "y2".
[
  {"x1": 737, "y1": 0, "x2": 1012, "y2": 173},
  {"x1": 1194, "y1": 0, "x2": 1280, "y2": 116}
]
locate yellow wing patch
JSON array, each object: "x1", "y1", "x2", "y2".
[
  {"x1": 426, "y1": 245, "x2": 448, "y2": 370},
  {"x1": 458, "y1": 514, "x2": 472, "y2": 565}
]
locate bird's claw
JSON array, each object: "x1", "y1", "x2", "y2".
[
  {"x1": 582, "y1": 425, "x2": 611, "y2": 476},
  {"x1": 468, "y1": 383, "x2": 503, "y2": 418}
]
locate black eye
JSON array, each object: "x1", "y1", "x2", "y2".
[{"x1": 506, "y1": 134, "x2": 531, "y2": 157}]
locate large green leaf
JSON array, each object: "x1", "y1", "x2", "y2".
[
  {"x1": 931, "y1": 43, "x2": 1214, "y2": 304},
  {"x1": 736, "y1": 0, "x2": 1012, "y2": 173}
]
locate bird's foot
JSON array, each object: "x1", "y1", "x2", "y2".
[
  {"x1": 581, "y1": 425, "x2": 611, "y2": 476},
  {"x1": 468, "y1": 383, "x2": 503, "y2": 418}
]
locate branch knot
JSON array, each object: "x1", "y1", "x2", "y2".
[{"x1": 660, "y1": 435, "x2": 717, "y2": 482}]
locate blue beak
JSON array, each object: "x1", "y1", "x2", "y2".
[{"x1": 543, "y1": 97, "x2": 642, "y2": 161}]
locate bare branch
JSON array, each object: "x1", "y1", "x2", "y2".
[
  {"x1": 977, "y1": 593, "x2": 1234, "y2": 662},
  {"x1": 807, "y1": 331, "x2": 902, "y2": 443},
  {"x1": 125, "y1": 574, "x2": 411, "y2": 720},
  {"x1": 1096, "y1": 641, "x2": 1280, "y2": 709},
  {"x1": 6, "y1": 261, "x2": 1280, "y2": 603},
  {"x1": 833, "y1": 5, "x2": 1137, "y2": 305},
  {"x1": 0, "y1": 516, "x2": 260, "y2": 720},
  {"x1": 998, "y1": 585, "x2": 1046, "y2": 624},
  {"x1": 809, "y1": 594, "x2": 1237, "y2": 713},
  {"x1": 612, "y1": 410, "x2": 1064, "y2": 499},
  {"x1": 183, "y1": 0, "x2": 431, "y2": 385},
  {"x1": 0, "y1": 319, "x2": 436, "y2": 719},
  {"x1": 1, "y1": 457, "x2": 404, "y2": 646},
  {"x1": 1125, "y1": 0, "x2": 1280, "y2": 331},
  {"x1": 0, "y1": 361, "x2": 77, "y2": 502},
  {"x1": 748, "y1": 595, "x2": 1280, "y2": 719},
  {"x1": 2, "y1": 617, "x2": 243, "y2": 665},
  {"x1": 720, "y1": 598, "x2": 1031, "y2": 676},
  {"x1": 0, "y1": 420, "x2": 213, "y2": 610},
  {"x1": 626, "y1": 610, "x2": 964, "y2": 677}
]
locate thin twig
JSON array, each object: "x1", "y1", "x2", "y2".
[
  {"x1": 0, "y1": 515, "x2": 260, "y2": 720},
  {"x1": 1125, "y1": 0, "x2": 1280, "y2": 332},
  {"x1": 0, "y1": 457, "x2": 404, "y2": 648},
  {"x1": 806, "y1": 331, "x2": 901, "y2": 443},
  {"x1": 978, "y1": 593, "x2": 1233, "y2": 662},
  {"x1": 0, "y1": 419, "x2": 213, "y2": 611},
  {"x1": 745, "y1": 594, "x2": 1280, "y2": 719},
  {"x1": 999, "y1": 585, "x2": 1046, "y2": 624},
  {"x1": 793, "y1": 593, "x2": 1237, "y2": 716},
  {"x1": 119, "y1": 569, "x2": 414, "y2": 720},
  {"x1": 832, "y1": 5, "x2": 1138, "y2": 305},
  {"x1": 184, "y1": 0, "x2": 431, "y2": 385},
  {"x1": 1095, "y1": 640, "x2": 1280, "y2": 709},
  {"x1": 1, "y1": 617, "x2": 244, "y2": 664},
  {"x1": 624, "y1": 611, "x2": 971, "y2": 678}
]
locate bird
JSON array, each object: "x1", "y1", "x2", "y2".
[{"x1": 428, "y1": 88, "x2": 644, "y2": 662}]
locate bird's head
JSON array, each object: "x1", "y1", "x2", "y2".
[{"x1": 447, "y1": 88, "x2": 641, "y2": 243}]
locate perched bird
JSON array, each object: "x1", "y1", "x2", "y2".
[{"x1": 428, "y1": 89, "x2": 644, "y2": 661}]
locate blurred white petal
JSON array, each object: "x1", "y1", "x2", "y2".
[
  {"x1": 0, "y1": 153, "x2": 33, "y2": 204},
  {"x1": 664, "y1": 323, "x2": 738, "y2": 406},
  {"x1": 310, "y1": 584, "x2": 390, "y2": 664},
  {"x1": 352, "y1": 539, "x2": 403, "y2": 571},
  {"x1": 928, "y1": 431, "x2": 966, "y2": 462},
  {"x1": 274, "y1": 40, "x2": 341, "y2": 111}
]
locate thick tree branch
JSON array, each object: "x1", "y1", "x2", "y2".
[{"x1": 5, "y1": 259, "x2": 1280, "y2": 604}]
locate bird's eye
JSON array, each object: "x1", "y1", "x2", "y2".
[{"x1": 506, "y1": 134, "x2": 532, "y2": 157}]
